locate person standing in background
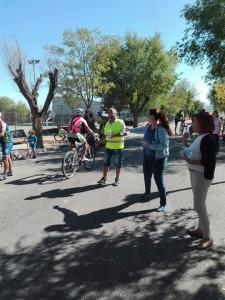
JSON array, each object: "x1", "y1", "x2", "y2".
[
  {"x1": 212, "y1": 110, "x2": 221, "y2": 154},
  {"x1": 26, "y1": 129, "x2": 38, "y2": 158},
  {"x1": 0, "y1": 112, "x2": 13, "y2": 180}
]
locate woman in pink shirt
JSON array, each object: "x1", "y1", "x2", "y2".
[{"x1": 212, "y1": 110, "x2": 221, "y2": 154}]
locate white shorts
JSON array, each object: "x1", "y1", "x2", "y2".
[{"x1": 67, "y1": 133, "x2": 86, "y2": 144}]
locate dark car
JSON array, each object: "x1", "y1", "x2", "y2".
[{"x1": 10, "y1": 129, "x2": 27, "y2": 144}]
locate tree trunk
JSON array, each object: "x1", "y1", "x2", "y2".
[
  {"x1": 34, "y1": 115, "x2": 44, "y2": 148},
  {"x1": 133, "y1": 112, "x2": 139, "y2": 127}
]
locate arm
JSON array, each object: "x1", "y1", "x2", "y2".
[
  {"x1": 0, "y1": 122, "x2": 6, "y2": 137},
  {"x1": 200, "y1": 135, "x2": 216, "y2": 179},
  {"x1": 129, "y1": 125, "x2": 148, "y2": 134},
  {"x1": 149, "y1": 127, "x2": 169, "y2": 151}
]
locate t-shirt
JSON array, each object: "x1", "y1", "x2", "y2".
[
  {"x1": 28, "y1": 135, "x2": 37, "y2": 146},
  {"x1": 0, "y1": 121, "x2": 12, "y2": 144},
  {"x1": 69, "y1": 116, "x2": 88, "y2": 134}
]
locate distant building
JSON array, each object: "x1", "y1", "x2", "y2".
[{"x1": 52, "y1": 96, "x2": 102, "y2": 125}]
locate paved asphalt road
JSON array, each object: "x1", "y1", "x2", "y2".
[{"x1": 1, "y1": 133, "x2": 225, "y2": 300}]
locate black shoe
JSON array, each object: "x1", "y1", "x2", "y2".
[
  {"x1": 140, "y1": 192, "x2": 150, "y2": 200},
  {"x1": 97, "y1": 177, "x2": 107, "y2": 185}
]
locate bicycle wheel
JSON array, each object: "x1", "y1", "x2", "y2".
[
  {"x1": 25, "y1": 150, "x2": 33, "y2": 159},
  {"x1": 62, "y1": 150, "x2": 78, "y2": 178},
  {"x1": 54, "y1": 133, "x2": 63, "y2": 142},
  {"x1": 83, "y1": 145, "x2": 96, "y2": 170},
  {"x1": 179, "y1": 124, "x2": 183, "y2": 135}
]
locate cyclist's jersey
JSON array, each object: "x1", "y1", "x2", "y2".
[
  {"x1": 0, "y1": 121, "x2": 12, "y2": 144},
  {"x1": 69, "y1": 116, "x2": 88, "y2": 134}
]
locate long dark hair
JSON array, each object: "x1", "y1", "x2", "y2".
[{"x1": 149, "y1": 108, "x2": 173, "y2": 136}]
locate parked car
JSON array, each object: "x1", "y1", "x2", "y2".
[{"x1": 10, "y1": 129, "x2": 27, "y2": 144}]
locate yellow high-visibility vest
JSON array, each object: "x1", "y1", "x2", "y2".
[{"x1": 104, "y1": 119, "x2": 124, "y2": 149}]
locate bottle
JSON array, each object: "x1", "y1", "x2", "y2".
[
  {"x1": 107, "y1": 130, "x2": 112, "y2": 137},
  {"x1": 184, "y1": 148, "x2": 192, "y2": 159}
]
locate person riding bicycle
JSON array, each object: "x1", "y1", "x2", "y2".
[{"x1": 68, "y1": 108, "x2": 96, "y2": 162}]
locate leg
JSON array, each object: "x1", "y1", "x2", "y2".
[
  {"x1": 175, "y1": 122, "x2": 178, "y2": 135},
  {"x1": 102, "y1": 148, "x2": 113, "y2": 178},
  {"x1": 114, "y1": 149, "x2": 123, "y2": 185},
  {"x1": 143, "y1": 155, "x2": 154, "y2": 194},
  {"x1": 2, "y1": 155, "x2": 9, "y2": 175},
  {"x1": 82, "y1": 141, "x2": 88, "y2": 157},
  {"x1": 190, "y1": 170, "x2": 212, "y2": 238},
  {"x1": 154, "y1": 157, "x2": 167, "y2": 206}
]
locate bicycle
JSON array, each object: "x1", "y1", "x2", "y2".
[
  {"x1": 54, "y1": 127, "x2": 68, "y2": 143},
  {"x1": 23, "y1": 140, "x2": 37, "y2": 159},
  {"x1": 62, "y1": 134, "x2": 97, "y2": 179},
  {"x1": 179, "y1": 120, "x2": 194, "y2": 137}
]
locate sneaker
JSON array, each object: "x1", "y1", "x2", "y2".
[
  {"x1": 32, "y1": 155, "x2": 36, "y2": 159},
  {"x1": 7, "y1": 170, "x2": 13, "y2": 176},
  {"x1": 156, "y1": 206, "x2": 166, "y2": 212},
  {"x1": 97, "y1": 177, "x2": 107, "y2": 185},
  {"x1": 186, "y1": 228, "x2": 203, "y2": 238},
  {"x1": 0, "y1": 173, "x2": 7, "y2": 181},
  {"x1": 140, "y1": 192, "x2": 150, "y2": 200},
  {"x1": 113, "y1": 177, "x2": 120, "y2": 186},
  {"x1": 197, "y1": 238, "x2": 213, "y2": 250},
  {"x1": 81, "y1": 156, "x2": 89, "y2": 162}
]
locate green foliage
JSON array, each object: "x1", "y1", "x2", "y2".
[
  {"x1": 208, "y1": 81, "x2": 225, "y2": 111},
  {"x1": 101, "y1": 32, "x2": 178, "y2": 126},
  {"x1": 166, "y1": 80, "x2": 200, "y2": 117},
  {"x1": 177, "y1": 0, "x2": 225, "y2": 80},
  {"x1": 16, "y1": 101, "x2": 30, "y2": 123},
  {"x1": 0, "y1": 96, "x2": 15, "y2": 111},
  {"x1": 0, "y1": 97, "x2": 30, "y2": 123},
  {"x1": 47, "y1": 28, "x2": 119, "y2": 109}
]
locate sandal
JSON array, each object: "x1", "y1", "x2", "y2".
[
  {"x1": 197, "y1": 238, "x2": 213, "y2": 250},
  {"x1": 186, "y1": 228, "x2": 203, "y2": 238}
]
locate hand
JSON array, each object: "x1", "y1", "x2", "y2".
[
  {"x1": 182, "y1": 132, "x2": 189, "y2": 140},
  {"x1": 143, "y1": 142, "x2": 150, "y2": 148}
]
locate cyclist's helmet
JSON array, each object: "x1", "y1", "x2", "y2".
[{"x1": 75, "y1": 108, "x2": 84, "y2": 115}]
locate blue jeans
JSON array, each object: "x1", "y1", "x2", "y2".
[{"x1": 143, "y1": 155, "x2": 167, "y2": 206}]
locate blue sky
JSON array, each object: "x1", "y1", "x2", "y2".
[{"x1": 0, "y1": 0, "x2": 210, "y2": 106}]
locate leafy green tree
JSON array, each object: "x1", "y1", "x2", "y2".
[
  {"x1": 101, "y1": 32, "x2": 178, "y2": 126},
  {"x1": 161, "y1": 80, "x2": 200, "y2": 118},
  {"x1": 208, "y1": 81, "x2": 225, "y2": 111},
  {"x1": 47, "y1": 28, "x2": 118, "y2": 109},
  {"x1": 0, "y1": 96, "x2": 15, "y2": 111},
  {"x1": 16, "y1": 101, "x2": 30, "y2": 123},
  {"x1": 177, "y1": 0, "x2": 225, "y2": 80}
]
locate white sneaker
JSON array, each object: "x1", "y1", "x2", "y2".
[{"x1": 81, "y1": 156, "x2": 89, "y2": 162}]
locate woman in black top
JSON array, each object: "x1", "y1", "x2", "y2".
[{"x1": 181, "y1": 112, "x2": 216, "y2": 250}]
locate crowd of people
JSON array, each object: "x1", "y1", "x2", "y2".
[{"x1": 0, "y1": 107, "x2": 221, "y2": 249}]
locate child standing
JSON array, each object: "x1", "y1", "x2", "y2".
[{"x1": 27, "y1": 130, "x2": 37, "y2": 158}]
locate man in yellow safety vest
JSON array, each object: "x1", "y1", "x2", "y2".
[{"x1": 97, "y1": 107, "x2": 127, "y2": 186}]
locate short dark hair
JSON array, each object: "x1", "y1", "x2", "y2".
[{"x1": 195, "y1": 112, "x2": 214, "y2": 133}]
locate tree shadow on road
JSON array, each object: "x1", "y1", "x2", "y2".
[{"x1": 1, "y1": 200, "x2": 225, "y2": 299}]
